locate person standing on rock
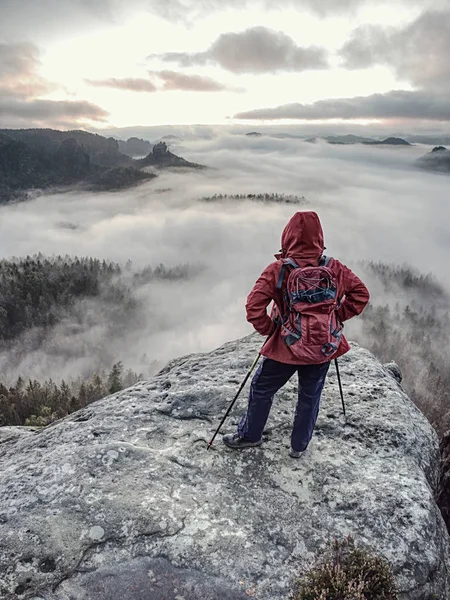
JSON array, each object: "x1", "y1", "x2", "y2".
[{"x1": 223, "y1": 211, "x2": 369, "y2": 458}]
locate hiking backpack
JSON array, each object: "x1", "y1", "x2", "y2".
[{"x1": 276, "y1": 256, "x2": 343, "y2": 362}]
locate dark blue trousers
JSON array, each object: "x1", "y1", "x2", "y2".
[{"x1": 237, "y1": 358, "x2": 330, "y2": 452}]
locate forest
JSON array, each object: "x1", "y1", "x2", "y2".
[
  {"x1": 0, "y1": 256, "x2": 195, "y2": 427},
  {"x1": 357, "y1": 262, "x2": 450, "y2": 435},
  {"x1": 1, "y1": 254, "x2": 450, "y2": 439},
  {"x1": 200, "y1": 193, "x2": 307, "y2": 205}
]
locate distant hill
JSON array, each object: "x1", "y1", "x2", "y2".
[
  {"x1": 403, "y1": 135, "x2": 450, "y2": 145},
  {"x1": 117, "y1": 137, "x2": 152, "y2": 157},
  {"x1": 270, "y1": 133, "x2": 306, "y2": 140},
  {"x1": 0, "y1": 128, "x2": 132, "y2": 167},
  {"x1": 246, "y1": 132, "x2": 263, "y2": 137},
  {"x1": 306, "y1": 135, "x2": 373, "y2": 144},
  {"x1": 306, "y1": 135, "x2": 411, "y2": 146},
  {"x1": 363, "y1": 137, "x2": 411, "y2": 146},
  {"x1": 159, "y1": 135, "x2": 181, "y2": 141},
  {"x1": 136, "y1": 142, "x2": 204, "y2": 169},
  {"x1": 0, "y1": 131, "x2": 201, "y2": 203},
  {"x1": 417, "y1": 146, "x2": 450, "y2": 174}
]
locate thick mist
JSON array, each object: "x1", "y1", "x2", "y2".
[{"x1": 0, "y1": 134, "x2": 449, "y2": 385}]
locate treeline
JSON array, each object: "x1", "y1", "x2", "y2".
[
  {"x1": 0, "y1": 255, "x2": 199, "y2": 342},
  {"x1": 355, "y1": 262, "x2": 450, "y2": 435},
  {"x1": 361, "y1": 261, "x2": 445, "y2": 299},
  {"x1": 0, "y1": 362, "x2": 141, "y2": 427},
  {"x1": 3, "y1": 254, "x2": 450, "y2": 435},
  {"x1": 200, "y1": 193, "x2": 307, "y2": 205},
  {"x1": 0, "y1": 255, "x2": 203, "y2": 426},
  {"x1": 0, "y1": 255, "x2": 132, "y2": 341},
  {"x1": 132, "y1": 262, "x2": 200, "y2": 285}
]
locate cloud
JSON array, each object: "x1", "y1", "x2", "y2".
[
  {"x1": 150, "y1": 26, "x2": 328, "y2": 74},
  {"x1": 0, "y1": 98, "x2": 109, "y2": 125},
  {"x1": 87, "y1": 77, "x2": 159, "y2": 92},
  {"x1": 1, "y1": 0, "x2": 443, "y2": 41},
  {"x1": 0, "y1": 42, "x2": 108, "y2": 127},
  {"x1": 151, "y1": 70, "x2": 234, "y2": 91},
  {"x1": 233, "y1": 90, "x2": 450, "y2": 121},
  {"x1": 340, "y1": 10, "x2": 450, "y2": 90},
  {"x1": 0, "y1": 42, "x2": 40, "y2": 77},
  {"x1": 151, "y1": 0, "x2": 367, "y2": 20},
  {"x1": 87, "y1": 71, "x2": 236, "y2": 92},
  {"x1": 0, "y1": 0, "x2": 357, "y2": 42},
  {"x1": 0, "y1": 42, "x2": 55, "y2": 98}
]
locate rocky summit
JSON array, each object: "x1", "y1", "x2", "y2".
[{"x1": 0, "y1": 335, "x2": 449, "y2": 600}]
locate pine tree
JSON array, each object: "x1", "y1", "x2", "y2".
[{"x1": 108, "y1": 362, "x2": 123, "y2": 394}]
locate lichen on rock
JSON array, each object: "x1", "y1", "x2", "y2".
[{"x1": 0, "y1": 334, "x2": 448, "y2": 599}]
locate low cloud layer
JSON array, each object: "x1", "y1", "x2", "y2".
[
  {"x1": 150, "y1": 26, "x2": 328, "y2": 74},
  {"x1": 0, "y1": 134, "x2": 449, "y2": 384},
  {"x1": 340, "y1": 10, "x2": 450, "y2": 91},
  {"x1": 87, "y1": 71, "x2": 235, "y2": 92},
  {"x1": 0, "y1": 42, "x2": 108, "y2": 127},
  {"x1": 234, "y1": 90, "x2": 450, "y2": 121}
]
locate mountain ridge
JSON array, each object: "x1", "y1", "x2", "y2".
[{"x1": 0, "y1": 129, "x2": 203, "y2": 203}]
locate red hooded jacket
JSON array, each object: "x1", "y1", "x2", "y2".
[{"x1": 246, "y1": 211, "x2": 370, "y2": 364}]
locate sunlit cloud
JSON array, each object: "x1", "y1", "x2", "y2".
[
  {"x1": 87, "y1": 77, "x2": 158, "y2": 92},
  {"x1": 87, "y1": 71, "x2": 239, "y2": 93},
  {"x1": 0, "y1": 42, "x2": 108, "y2": 128},
  {"x1": 149, "y1": 26, "x2": 329, "y2": 74}
]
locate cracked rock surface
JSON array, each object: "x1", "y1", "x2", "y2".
[{"x1": 0, "y1": 335, "x2": 449, "y2": 600}]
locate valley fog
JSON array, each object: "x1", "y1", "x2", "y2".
[{"x1": 0, "y1": 135, "x2": 449, "y2": 384}]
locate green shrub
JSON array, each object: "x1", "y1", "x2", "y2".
[{"x1": 292, "y1": 537, "x2": 398, "y2": 600}]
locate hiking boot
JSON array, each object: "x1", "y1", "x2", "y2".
[
  {"x1": 289, "y1": 448, "x2": 305, "y2": 459},
  {"x1": 222, "y1": 433, "x2": 262, "y2": 449}
]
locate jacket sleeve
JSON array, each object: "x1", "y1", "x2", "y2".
[
  {"x1": 336, "y1": 263, "x2": 370, "y2": 323},
  {"x1": 246, "y1": 264, "x2": 277, "y2": 336}
]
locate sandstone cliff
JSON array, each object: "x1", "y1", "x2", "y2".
[{"x1": 0, "y1": 335, "x2": 449, "y2": 599}]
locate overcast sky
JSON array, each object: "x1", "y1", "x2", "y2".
[{"x1": 1, "y1": 0, "x2": 449, "y2": 130}]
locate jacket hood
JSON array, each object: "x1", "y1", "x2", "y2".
[{"x1": 276, "y1": 211, "x2": 324, "y2": 262}]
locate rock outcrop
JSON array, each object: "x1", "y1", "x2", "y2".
[
  {"x1": 418, "y1": 146, "x2": 450, "y2": 174},
  {"x1": 0, "y1": 129, "x2": 138, "y2": 202},
  {"x1": 117, "y1": 137, "x2": 152, "y2": 158},
  {"x1": 0, "y1": 335, "x2": 449, "y2": 600},
  {"x1": 137, "y1": 142, "x2": 204, "y2": 170}
]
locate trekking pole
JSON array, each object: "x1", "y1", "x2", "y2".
[
  {"x1": 206, "y1": 349, "x2": 263, "y2": 450},
  {"x1": 334, "y1": 358, "x2": 346, "y2": 422}
]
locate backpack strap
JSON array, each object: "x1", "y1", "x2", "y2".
[
  {"x1": 276, "y1": 258, "x2": 299, "y2": 290},
  {"x1": 319, "y1": 255, "x2": 333, "y2": 267}
]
